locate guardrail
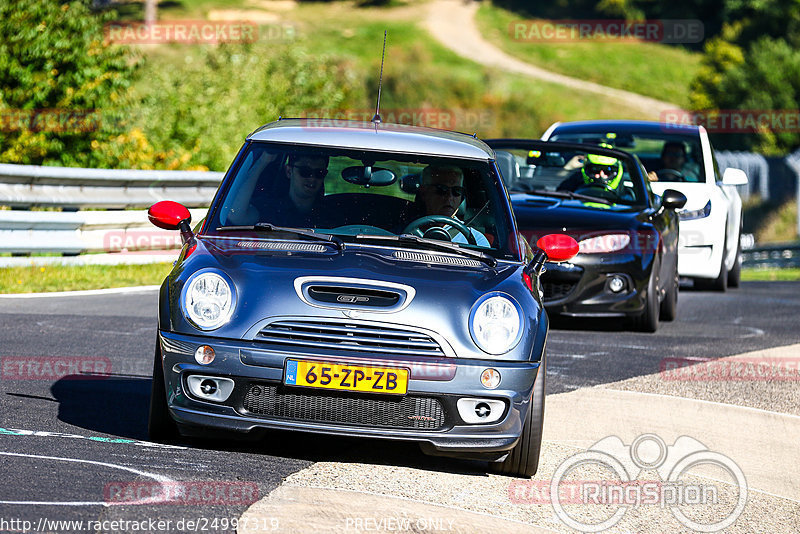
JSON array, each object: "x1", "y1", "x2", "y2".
[
  {"x1": 742, "y1": 244, "x2": 800, "y2": 269},
  {"x1": 0, "y1": 163, "x2": 221, "y2": 259}
]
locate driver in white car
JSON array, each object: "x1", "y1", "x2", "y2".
[
  {"x1": 415, "y1": 164, "x2": 490, "y2": 246},
  {"x1": 648, "y1": 141, "x2": 701, "y2": 182}
]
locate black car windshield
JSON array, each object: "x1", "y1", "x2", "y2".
[
  {"x1": 550, "y1": 131, "x2": 704, "y2": 183},
  {"x1": 494, "y1": 146, "x2": 647, "y2": 206},
  {"x1": 208, "y1": 142, "x2": 515, "y2": 258}
]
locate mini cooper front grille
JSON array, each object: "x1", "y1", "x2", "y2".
[
  {"x1": 256, "y1": 321, "x2": 445, "y2": 357},
  {"x1": 242, "y1": 384, "x2": 445, "y2": 430},
  {"x1": 543, "y1": 282, "x2": 577, "y2": 301}
]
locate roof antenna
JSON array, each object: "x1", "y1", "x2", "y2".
[{"x1": 372, "y1": 30, "x2": 387, "y2": 124}]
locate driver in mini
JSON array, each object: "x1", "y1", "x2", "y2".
[{"x1": 415, "y1": 165, "x2": 490, "y2": 246}]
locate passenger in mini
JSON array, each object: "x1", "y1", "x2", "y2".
[{"x1": 224, "y1": 152, "x2": 330, "y2": 227}]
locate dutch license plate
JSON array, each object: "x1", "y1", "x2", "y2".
[{"x1": 284, "y1": 359, "x2": 408, "y2": 395}]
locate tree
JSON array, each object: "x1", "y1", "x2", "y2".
[{"x1": 0, "y1": 0, "x2": 140, "y2": 165}]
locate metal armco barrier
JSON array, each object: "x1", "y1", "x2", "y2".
[
  {"x1": 0, "y1": 163, "x2": 220, "y2": 255},
  {"x1": 0, "y1": 163, "x2": 223, "y2": 209},
  {"x1": 742, "y1": 244, "x2": 800, "y2": 269}
]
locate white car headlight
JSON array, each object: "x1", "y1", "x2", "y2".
[
  {"x1": 469, "y1": 293, "x2": 523, "y2": 355},
  {"x1": 578, "y1": 233, "x2": 631, "y2": 254},
  {"x1": 182, "y1": 271, "x2": 235, "y2": 330},
  {"x1": 678, "y1": 199, "x2": 711, "y2": 220}
]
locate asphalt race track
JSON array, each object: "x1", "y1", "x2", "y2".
[{"x1": 0, "y1": 281, "x2": 798, "y2": 532}]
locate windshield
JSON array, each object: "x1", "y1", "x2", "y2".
[
  {"x1": 208, "y1": 142, "x2": 515, "y2": 258},
  {"x1": 550, "y1": 131, "x2": 704, "y2": 183},
  {"x1": 494, "y1": 146, "x2": 647, "y2": 206}
]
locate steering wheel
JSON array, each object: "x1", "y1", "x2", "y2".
[
  {"x1": 402, "y1": 215, "x2": 477, "y2": 245},
  {"x1": 655, "y1": 168, "x2": 685, "y2": 181}
]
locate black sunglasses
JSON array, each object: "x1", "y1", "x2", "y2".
[
  {"x1": 428, "y1": 184, "x2": 465, "y2": 197},
  {"x1": 293, "y1": 165, "x2": 327, "y2": 180}
]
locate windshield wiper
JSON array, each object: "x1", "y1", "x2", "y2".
[
  {"x1": 519, "y1": 189, "x2": 612, "y2": 205},
  {"x1": 352, "y1": 234, "x2": 497, "y2": 267},
  {"x1": 215, "y1": 223, "x2": 344, "y2": 250}
]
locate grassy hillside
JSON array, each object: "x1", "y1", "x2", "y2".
[
  {"x1": 121, "y1": 0, "x2": 655, "y2": 171},
  {"x1": 475, "y1": 2, "x2": 701, "y2": 108}
]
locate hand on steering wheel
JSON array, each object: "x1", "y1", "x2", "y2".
[
  {"x1": 655, "y1": 168, "x2": 685, "y2": 181},
  {"x1": 402, "y1": 215, "x2": 477, "y2": 245}
]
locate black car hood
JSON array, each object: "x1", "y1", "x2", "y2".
[{"x1": 511, "y1": 194, "x2": 649, "y2": 233}]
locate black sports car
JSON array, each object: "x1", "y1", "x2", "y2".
[{"x1": 486, "y1": 140, "x2": 686, "y2": 332}]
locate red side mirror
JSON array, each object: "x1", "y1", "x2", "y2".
[
  {"x1": 536, "y1": 234, "x2": 579, "y2": 262},
  {"x1": 148, "y1": 201, "x2": 191, "y2": 230}
]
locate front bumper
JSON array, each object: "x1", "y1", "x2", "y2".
[
  {"x1": 540, "y1": 253, "x2": 652, "y2": 317},
  {"x1": 677, "y1": 215, "x2": 725, "y2": 279},
  {"x1": 158, "y1": 330, "x2": 542, "y2": 456}
]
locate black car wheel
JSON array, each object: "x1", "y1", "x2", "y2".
[
  {"x1": 728, "y1": 234, "x2": 742, "y2": 288},
  {"x1": 659, "y1": 263, "x2": 679, "y2": 321},
  {"x1": 490, "y1": 355, "x2": 546, "y2": 478},
  {"x1": 148, "y1": 341, "x2": 179, "y2": 441},
  {"x1": 633, "y1": 270, "x2": 659, "y2": 332}
]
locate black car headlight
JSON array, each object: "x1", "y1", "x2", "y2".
[
  {"x1": 469, "y1": 293, "x2": 523, "y2": 355},
  {"x1": 181, "y1": 270, "x2": 236, "y2": 330},
  {"x1": 678, "y1": 200, "x2": 711, "y2": 220}
]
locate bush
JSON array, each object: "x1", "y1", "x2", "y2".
[{"x1": 0, "y1": 0, "x2": 140, "y2": 165}]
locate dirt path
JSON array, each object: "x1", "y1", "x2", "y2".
[{"x1": 424, "y1": 0, "x2": 680, "y2": 119}]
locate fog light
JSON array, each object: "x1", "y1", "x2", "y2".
[
  {"x1": 480, "y1": 368, "x2": 501, "y2": 389},
  {"x1": 608, "y1": 276, "x2": 626, "y2": 293},
  {"x1": 195, "y1": 345, "x2": 215, "y2": 365},
  {"x1": 186, "y1": 375, "x2": 235, "y2": 402},
  {"x1": 457, "y1": 398, "x2": 506, "y2": 424},
  {"x1": 475, "y1": 402, "x2": 492, "y2": 418},
  {"x1": 199, "y1": 379, "x2": 217, "y2": 395}
]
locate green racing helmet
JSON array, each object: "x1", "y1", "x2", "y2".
[{"x1": 580, "y1": 153, "x2": 623, "y2": 190}]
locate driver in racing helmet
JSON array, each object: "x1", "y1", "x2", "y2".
[{"x1": 580, "y1": 153, "x2": 624, "y2": 191}]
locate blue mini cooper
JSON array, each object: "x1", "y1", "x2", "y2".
[{"x1": 147, "y1": 119, "x2": 577, "y2": 477}]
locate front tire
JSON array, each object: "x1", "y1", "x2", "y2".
[
  {"x1": 148, "y1": 340, "x2": 179, "y2": 441},
  {"x1": 659, "y1": 262, "x2": 679, "y2": 321},
  {"x1": 633, "y1": 272, "x2": 659, "y2": 332},
  {"x1": 490, "y1": 355, "x2": 546, "y2": 478},
  {"x1": 728, "y1": 235, "x2": 742, "y2": 288}
]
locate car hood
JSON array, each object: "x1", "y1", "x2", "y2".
[
  {"x1": 164, "y1": 236, "x2": 541, "y2": 360},
  {"x1": 511, "y1": 194, "x2": 648, "y2": 234},
  {"x1": 649, "y1": 182, "x2": 711, "y2": 211}
]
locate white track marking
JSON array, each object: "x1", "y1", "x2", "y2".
[
  {"x1": 0, "y1": 451, "x2": 174, "y2": 506},
  {"x1": 0, "y1": 286, "x2": 160, "y2": 299}
]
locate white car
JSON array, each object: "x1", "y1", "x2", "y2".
[{"x1": 542, "y1": 120, "x2": 748, "y2": 290}]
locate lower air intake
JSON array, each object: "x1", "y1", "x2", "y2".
[{"x1": 241, "y1": 383, "x2": 445, "y2": 430}]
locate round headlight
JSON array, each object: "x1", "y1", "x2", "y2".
[
  {"x1": 470, "y1": 294, "x2": 523, "y2": 355},
  {"x1": 182, "y1": 271, "x2": 235, "y2": 330}
]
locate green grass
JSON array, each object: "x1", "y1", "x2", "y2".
[
  {"x1": 128, "y1": 2, "x2": 656, "y2": 171},
  {"x1": 0, "y1": 263, "x2": 173, "y2": 294},
  {"x1": 474, "y1": 3, "x2": 701, "y2": 107},
  {"x1": 741, "y1": 268, "x2": 800, "y2": 281}
]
